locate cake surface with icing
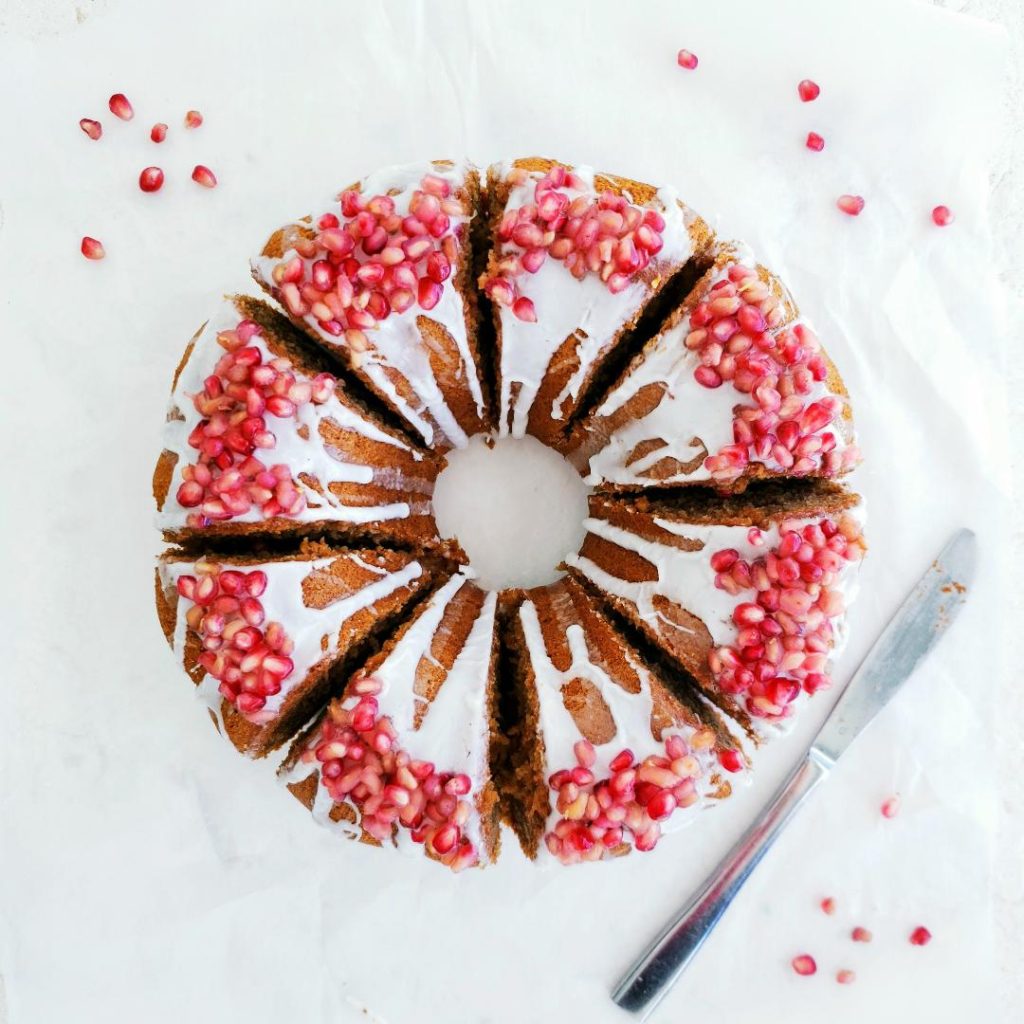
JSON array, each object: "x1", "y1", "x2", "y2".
[
  {"x1": 154, "y1": 156, "x2": 867, "y2": 872},
  {"x1": 481, "y1": 157, "x2": 713, "y2": 447},
  {"x1": 252, "y1": 160, "x2": 490, "y2": 452}
]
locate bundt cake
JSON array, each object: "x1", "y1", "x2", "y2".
[{"x1": 153, "y1": 156, "x2": 865, "y2": 871}]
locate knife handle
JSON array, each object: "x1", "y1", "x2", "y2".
[{"x1": 612, "y1": 751, "x2": 831, "y2": 1021}]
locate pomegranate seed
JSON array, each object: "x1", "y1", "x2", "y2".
[
  {"x1": 79, "y1": 118, "x2": 102, "y2": 141},
  {"x1": 512, "y1": 296, "x2": 537, "y2": 322},
  {"x1": 184, "y1": 109, "x2": 203, "y2": 129},
  {"x1": 718, "y1": 749, "x2": 743, "y2": 773},
  {"x1": 851, "y1": 926, "x2": 872, "y2": 943},
  {"x1": 909, "y1": 926, "x2": 932, "y2": 946},
  {"x1": 837, "y1": 194, "x2": 865, "y2": 216},
  {"x1": 139, "y1": 166, "x2": 164, "y2": 193},
  {"x1": 805, "y1": 132, "x2": 825, "y2": 152},
  {"x1": 932, "y1": 205, "x2": 954, "y2": 226},
  {"x1": 791, "y1": 955, "x2": 817, "y2": 976},
  {"x1": 820, "y1": 897, "x2": 835, "y2": 915},
  {"x1": 108, "y1": 93, "x2": 134, "y2": 120},
  {"x1": 676, "y1": 49, "x2": 698, "y2": 70},
  {"x1": 80, "y1": 237, "x2": 105, "y2": 260},
  {"x1": 797, "y1": 79, "x2": 820, "y2": 102},
  {"x1": 836, "y1": 970, "x2": 856, "y2": 985},
  {"x1": 192, "y1": 164, "x2": 217, "y2": 188},
  {"x1": 881, "y1": 795, "x2": 900, "y2": 818},
  {"x1": 150, "y1": 122, "x2": 168, "y2": 143}
]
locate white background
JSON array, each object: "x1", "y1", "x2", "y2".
[{"x1": 0, "y1": 1, "x2": 1020, "y2": 1022}]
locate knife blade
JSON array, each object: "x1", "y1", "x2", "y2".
[{"x1": 612, "y1": 528, "x2": 977, "y2": 1020}]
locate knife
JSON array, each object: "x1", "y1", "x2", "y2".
[{"x1": 612, "y1": 528, "x2": 977, "y2": 1020}]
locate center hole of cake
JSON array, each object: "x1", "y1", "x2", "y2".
[{"x1": 433, "y1": 434, "x2": 591, "y2": 590}]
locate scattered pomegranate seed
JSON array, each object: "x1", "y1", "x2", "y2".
[
  {"x1": 792, "y1": 954, "x2": 817, "y2": 976},
  {"x1": 192, "y1": 164, "x2": 218, "y2": 188},
  {"x1": 139, "y1": 166, "x2": 165, "y2": 193},
  {"x1": 718, "y1": 748, "x2": 744, "y2": 772},
  {"x1": 805, "y1": 132, "x2": 825, "y2": 152},
  {"x1": 677, "y1": 49, "x2": 698, "y2": 70},
  {"x1": 108, "y1": 93, "x2": 134, "y2": 121},
  {"x1": 852, "y1": 926, "x2": 872, "y2": 943},
  {"x1": 79, "y1": 118, "x2": 102, "y2": 141},
  {"x1": 820, "y1": 897, "x2": 836, "y2": 915},
  {"x1": 798, "y1": 79, "x2": 820, "y2": 102},
  {"x1": 881, "y1": 795, "x2": 900, "y2": 818},
  {"x1": 836, "y1": 969, "x2": 856, "y2": 985},
  {"x1": 932, "y1": 205, "x2": 954, "y2": 226},
  {"x1": 80, "y1": 236, "x2": 105, "y2": 260},
  {"x1": 151, "y1": 122, "x2": 168, "y2": 143},
  {"x1": 512, "y1": 296, "x2": 537, "y2": 322},
  {"x1": 909, "y1": 926, "x2": 932, "y2": 946},
  {"x1": 184, "y1": 109, "x2": 203, "y2": 129},
  {"x1": 837, "y1": 194, "x2": 865, "y2": 216}
]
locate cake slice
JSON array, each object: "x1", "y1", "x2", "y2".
[
  {"x1": 155, "y1": 544, "x2": 439, "y2": 757},
  {"x1": 251, "y1": 160, "x2": 490, "y2": 451},
  {"x1": 566, "y1": 481, "x2": 866, "y2": 735},
  {"x1": 500, "y1": 578, "x2": 741, "y2": 865},
  {"x1": 280, "y1": 573, "x2": 500, "y2": 871},
  {"x1": 567, "y1": 242, "x2": 860, "y2": 490},
  {"x1": 480, "y1": 157, "x2": 714, "y2": 446},
  {"x1": 153, "y1": 295, "x2": 442, "y2": 548}
]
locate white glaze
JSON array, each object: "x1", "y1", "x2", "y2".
[
  {"x1": 581, "y1": 245, "x2": 852, "y2": 486},
  {"x1": 567, "y1": 505, "x2": 864, "y2": 736},
  {"x1": 284, "y1": 574, "x2": 499, "y2": 862},
  {"x1": 518, "y1": 594, "x2": 720, "y2": 859},
  {"x1": 160, "y1": 552, "x2": 425, "y2": 725},
  {"x1": 251, "y1": 160, "x2": 485, "y2": 449},
  {"x1": 157, "y1": 298, "x2": 435, "y2": 534},
  {"x1": 489, "y1": 160, "x2": 700, "y2": 438}
]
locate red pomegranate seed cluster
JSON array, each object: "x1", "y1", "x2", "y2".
[
  {"x1": 268, "y1": 173, "x2": 463, "y2": 345},
  {"x1": 176, "y1": 563, "x2": 295, "y2": 718},
  {"x1": 543, "y1": 733, "x2": 730, "y2": 865},
  {"x1": 483, "y1": 164, "x2": 667, "y2": 321},
  {"x1": 302, "y1": 677, "x2": 479, "y2": 871},
  {"x1": 684, "y1": 262, "x2": 860, "y2": 484},
  {"x1": 708, "y1": 514, "x2": 865, "y2": 720},
  {"x1": 174, "y1": 318, "x2": 335, "y2": 526}
]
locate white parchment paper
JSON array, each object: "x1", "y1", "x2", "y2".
[{"x1": 0, "y1": 0, "x2": 1011, "y2": 1021}]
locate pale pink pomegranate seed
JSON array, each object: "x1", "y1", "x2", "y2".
[
  {"x1": 677, "y1": 49, "x2": 698, "y2": 70},
  {"x1": 80, "y1": 237, "x2": 105, "y2": 260},
  {"x1": 805, "y1": 132, "x2": 825, "y2": 152},
  {"x1": 79, "y1": 118, "x2": 102, "y2": 140},
  {"x1": 184, "y1": 109, "x2": 203, "y2": 129},
  {"x1": 792, "y1": 954, "x2": 817, "y2": 976},
  {"x1": 820, "y1": 897, "x2": 836, "y2": 915},
  {"x1": 151, "y1": 122, "x2": 168, "y2": 143},
  {"x1": 932, "y1": 205, "x2": 954, "y2": 226},
  {"x1": 851, "y1": 926, "x2": 872, "y2": 943},
  {"x1": 836, "y1": 969, "x2": 856, "y2": 985},
  {"x1": 798, "y1": 79, "x2": 820, "y2": 102},
  {"x1": 909, "y1": 925, "x2": 932, "y2": 946},
  {"x1": 192, "y1": 164, "x2": 217, "y2": 188},
  {"x1": 139, "y1": 166, "x2": 164, "y2": 193},
  {"x1": 837, "y1": 194, "x2": 865, "y2": 216},
  {"x1": 881, "y1": 795, "x2": 900, "y2": 818},
  {"x1": 108, "y1": 93, "x2": 134, "y2": 121}
]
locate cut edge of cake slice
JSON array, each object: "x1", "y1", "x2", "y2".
[
  {"x1": 279, "y1": 573, "x2": 502, "y2": 871},
  {"x1": 153, "y1": 294, "x2": 446, "y2": 552},
  {"x1": 251, "y1": 159, "x2": 492, "y2": 452},
  {"x1": 480, "y1": 156, "x2": 716, "y2": 448},
  {"x1": 566, "y1": 480, "x2": 865, "y2": 740},
  {"x1": 155, "y1": 541, "x2": 444, "y2": 758}
]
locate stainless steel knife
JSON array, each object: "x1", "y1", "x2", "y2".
[{"x1": 612, "y1": 528, "x2": 977, "y2": 1021}]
